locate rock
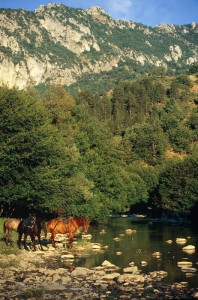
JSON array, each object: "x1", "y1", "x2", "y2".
[
  {"x1": 82, "y1": 234, "x2": 92, "y2": 240},
  {"x1": 123, "y1": 266, "x2": 138, "y2": 273},
  {"x1": 102, "y1": 260, "x2": 113, "y2": 267},
  {"x1": 176, "y1": 238, "x2": 187, "y2": 244},
  {"x1": 118, "y1": 274, "x2": 145, "y2": 283},
  {"x1": 177, "y1": 261, "x2": 193, "y2": 267},
  {"x1": 61, "y1": 277, "x2": 72, "y2": 285},
  {"x1": 125, "y1": 229, "x2": 136, "y2": 234},
  {"x1": 101, "y1": 273, "x2": 120, "y2": 280},
  {"x1": 152, "y1": 251, "x2": 161, "y2": 258},
  {"x1": 43, "y1": 284, "x2": 67, "y2": 291},
  {"x1": 113, "y1": 237, "x2": 121, "y2": 241},
  {"x1": 71, "y1": 267, "x2": 91, "y2": 276},
  {"x1": 92, "y1": 244, "x2": 101, "y2": 250},
  {"x1": 193, "y1": 291, "x2": 198, "y2": 298},
  {"x1": 182, "y1": 245, "x2": 195, "y2": 254},
  {"x1": 181, "y1": 267, "x2": 197, "y2": 273},
  {"x1": 182, "y1": 245, "x2": 195, "y2": 250},
  {"x1": 52, "y1": 274, "x2": 61, "y2": 282},
  {"x1": 165, "y1": 240, "x2": 173, "y2": 244},
  {"x1": 61, "y1": 254, "x2": 74, "y2": 260},
  {"x1": 141, "y1": 261, "x2": 148, "y2": 266}
]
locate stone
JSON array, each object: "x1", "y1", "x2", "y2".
[
  {"x1": 101, "y1": 273, "x2": 120, "y2": 280},
  {"x1": 177, "y1": 261, "x2": 192, "y2": 267},
  {"x1": 165, "y1": 240, "x2": 173, "y2": 244},
  {"x1": 123, "y1": 266, "x2": 138, "y2": 273},
  {"x1": 193, "y1": 292, "x2": 198, "y2": 298},
  {"x1": 61, "y1": 277, "x2": 72, "y2": 285},
  {"x1": 102, "y1": 260, "x2": 113, "y2": 267},
  {"x1": 176, "y1": 238, "x2": 187, "y2": 244},
  {"x1": 82, "y1": 234, "x2": 92, "y2": 240},
  {"x1": 182, "y1": 245, "x2": 195, "y2": 250},
  {"x1": 71, "y1": 267, "x2": 91, "y2": 276},
  {"x1": 182, "y1": 245, "x2": 195, "y2": 254},
  {"x1": 61, "y1": 254, "x2": 74, "y2": 259},
  {"x1": 43, "y1": 284, "x2": 67, "y2": 291},
  {"x1": 92, "y1": 244, "x2": 101, "y2": 250}
]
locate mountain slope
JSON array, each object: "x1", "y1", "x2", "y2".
[{"x1": 0, "y1": 4, "x2": 197, "y2": 89}]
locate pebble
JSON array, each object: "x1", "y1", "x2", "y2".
[{"x1": 0, "y1": 244, "x2": 197, "y2": 300}]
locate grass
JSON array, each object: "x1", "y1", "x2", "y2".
[
  {"x1": 19, "y1": 288, "x2": 44, "y2": 299},
  {"x1": 0, "y1": 258, "x2": 20, "y2": 268}
]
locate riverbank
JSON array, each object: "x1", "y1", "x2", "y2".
[{"x1": 0, "y1": 242, "x2": 198, "y2": 300}]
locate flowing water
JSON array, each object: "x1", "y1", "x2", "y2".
[{"x1": 77, "y1": 216, "x2": 198, "y2": 288}]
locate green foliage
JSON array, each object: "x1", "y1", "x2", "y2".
[
  {"x1": 0, "y1": 87, "x2": 71, "y2": 213},
  {"x1": 19, "y1": 288, "x2": 44, "y2": 299},
  {"x1": 0, "y1": 71, "x2": 197, "y2": 220},
  {"x1": 157, "y1": 155, "x2": 198, "y2": 212},
  {"x1": 189, "y1": 63, "x2": 198, "y2": 74},
  {"x1": 125, "y1": 121, "x2": 168, "y2": 165}
]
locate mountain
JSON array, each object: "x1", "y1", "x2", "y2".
[{"x1": 0, "y1": 4, "x2": 197, "y2": 90}]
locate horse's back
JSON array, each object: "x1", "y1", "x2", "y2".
[
  {"x1": 4, "y1": 218, "x2": 21, "y2": 232},
  {"x1": 47, "y1": 218, "x2": 68, "y2": 234}
]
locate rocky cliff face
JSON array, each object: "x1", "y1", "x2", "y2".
[{"x1": 0, "y1": 4, "x2": 197, "y2": 89}]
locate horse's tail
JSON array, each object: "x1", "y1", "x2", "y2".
[{"x1": 3, "y1": 221, "x2": 6, "y2": 235}]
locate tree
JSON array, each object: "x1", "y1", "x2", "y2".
[
  {"x1": 157, "y1": 155, "x2": 198, "y2": 212},
  {"x1": 125, "y1": 120, "x2": 168, "y2": 165},
  {"x1": 0, "y1": 87, "x2": 71, "y2": 214}
]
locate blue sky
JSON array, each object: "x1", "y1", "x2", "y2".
[{"x1": 0, "y1": 0, "x2": 197, "y2": 27}]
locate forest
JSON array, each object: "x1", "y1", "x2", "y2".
[{"x1": 0, "y1": 73, "x2": 198, "y2": 222}]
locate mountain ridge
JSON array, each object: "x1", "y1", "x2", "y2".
[{"x1": 0, "y1": 4, "x2": 197, "y2": 89}]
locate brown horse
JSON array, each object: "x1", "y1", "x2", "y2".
[
  {"x1": 17, "y1": 215, "x2": 47, "y2": 251},
  {"x1": 47, "y1": 216, "x2": 89, "y2": 248},
  {"x1": 3, "y1": 218, "x2": 21, "y2": 245}
]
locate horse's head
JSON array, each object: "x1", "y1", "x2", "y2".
[{"x1": 82, "y1": 218, "x2": 89, "y2": 233}]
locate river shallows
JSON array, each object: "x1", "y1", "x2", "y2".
[{"x1": 77, "y1": 216, "x2": 198, "y2": 288}]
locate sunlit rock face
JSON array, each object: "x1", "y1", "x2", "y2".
[{"x1": 0, "y1": 5, "x2": 197, "y2": 89}]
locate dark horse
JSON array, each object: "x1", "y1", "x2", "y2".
[
  {"x1": 47, "y1": 216, "x2": 89, "y2": 248},
  {"x1": 17, "y1": 214, "x2": 47, "y2": 251}
]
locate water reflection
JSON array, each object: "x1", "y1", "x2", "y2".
[{"x1": 77, "y1": 217, "x2": 198, "y2": 287}]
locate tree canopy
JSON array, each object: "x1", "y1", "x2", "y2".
[{"x1": 0, "y1": 73, "x2": 197, "y2": 219}]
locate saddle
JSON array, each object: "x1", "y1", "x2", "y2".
[{"x1": 23, "y1": 215, "x2": 36, "y2": 228}]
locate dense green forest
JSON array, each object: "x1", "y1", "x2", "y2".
[{"x1": 0, "y1": 73, "x2": 198, "y2": 221}]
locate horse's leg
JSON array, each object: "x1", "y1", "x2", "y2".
[
  {"x1": 30, "y1": 233, "x2": 36, "y2": 251},
  {"x1": 3, "y1": 227, "x2": 9, "y2": 246},
  {"x1": 67, "y1": 230, "x2": 73, "y2": 249},
  {"x1": 23, "y1": 233, "x2": 29, "y2": 251},
  {"x1": 5, "y1": 229, "x2": 9, "y2": 246},
  {"x1": 8, "y1": 229, "x2": 13, "y2": 247},
  {"x1": 51, "y1": 231, "x2": 56, "y2": 248},
  {"x1": 17, "y1": 232, "x2": 23, "y2": 250},
  {"x1": 37, "y1": 234, "x2": 44, "y2": 251}
]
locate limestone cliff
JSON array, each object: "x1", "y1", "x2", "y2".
[{"x1": 0, "y1": 4, "x2": 197, "y2": 89}]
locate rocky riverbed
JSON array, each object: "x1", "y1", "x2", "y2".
[{"x1": 0, "y1": 237, "x2": 198, "y2": 300}]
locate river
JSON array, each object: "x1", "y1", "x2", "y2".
[{"x1": 77, "y1": 216, "x2": 198, "y2": 288}]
